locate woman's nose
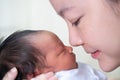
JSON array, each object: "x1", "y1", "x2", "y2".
[{"x1": 69, "y1": 28, "x2": 83, "y2": 46}]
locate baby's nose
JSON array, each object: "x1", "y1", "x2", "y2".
[{"x1": 67, "y1": 46, "x2": 73, "y2": 53}]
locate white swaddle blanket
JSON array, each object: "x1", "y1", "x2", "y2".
[{"x1": 55, "y1": 62, "x2": 107, "y2": 80}]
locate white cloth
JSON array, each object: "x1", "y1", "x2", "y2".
[{"x1": 55, "y1": 62, "x2": 107, "y2": 80}]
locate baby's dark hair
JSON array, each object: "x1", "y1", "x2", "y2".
[{"x1": 0, "y1": 30, "x2": 46, "y2": 80}]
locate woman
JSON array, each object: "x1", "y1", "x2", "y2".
[
  {"x1": 3, "y1": 0, "x2": 120, "y2": 80},
  {"x1": 50, "y1": 0, "x2": 120, "y2": 72}
]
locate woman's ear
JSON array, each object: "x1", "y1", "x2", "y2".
[{"x1": 108, "y1": 0, "x2": 120, "y2": 16}]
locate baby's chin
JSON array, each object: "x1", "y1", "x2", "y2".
[
  {"x1": 72, "y1": 62, "x2": 78, "y2": 69},
  {"x1": 65, "y1": 62, "x2": 78, "y2": 70},
  {"x1": 55, "y1": 62, "x2": 78, "y2": 72}
]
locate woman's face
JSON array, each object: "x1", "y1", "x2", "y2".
[{"x1": 50, "y1": 0, "x2": 120, "y2": 72}]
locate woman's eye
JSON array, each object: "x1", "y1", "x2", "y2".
[{"x1": 72, "y1": 18, "x2": 80, "y2": 26}]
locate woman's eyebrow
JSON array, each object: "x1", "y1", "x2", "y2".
[{"x1": 58, "y1": 6, "x2": 74, "y2": 17}]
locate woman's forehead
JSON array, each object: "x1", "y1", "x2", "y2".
[{"x1": 50, "y1": 0, "x2": 76, "y2": 14}]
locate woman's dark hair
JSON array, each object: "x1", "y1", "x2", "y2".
[{"x1": 0, "y1": 30, "x2": 46, "y2": 80}]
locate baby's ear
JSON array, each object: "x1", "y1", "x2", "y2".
[
  {"x1": 26, "y1": 69, "x2": 40, "y2": 80},
  {"x1": 26, "y1": 72, "x2": 38, "y2": 80},
  {"x1": 26, "y1": 73, "x2": 34, "y2": 80},
  {"x1": 34, "y1": 69, "x2": 42, "y2": 76},
  {"x1": 39, "y1": 67, "x2": 55, "y2": 73}
]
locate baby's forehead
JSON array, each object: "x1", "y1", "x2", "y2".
[
  {"x1": 37, "y1": 31, "x2": 59, "y2": 40},
  {"x1": 27, "y1": 31, "x2": 60, "y2": 44}
]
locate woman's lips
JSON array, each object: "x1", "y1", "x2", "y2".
[{"x1": 91, "y1": 50, "x2": 100, "y2": 59}]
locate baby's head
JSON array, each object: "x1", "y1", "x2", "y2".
[{"x1": 0, "y1": 30, "x2": 77, "y2": 79}]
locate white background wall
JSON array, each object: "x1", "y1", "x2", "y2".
[{"x1": 0, "y1": 0, "x2": 120, "y2": 79}]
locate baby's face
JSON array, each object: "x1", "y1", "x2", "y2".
[
  {"x1": 31, "y1": 32, "x2": 77, "y2": 73},
  {"x1": 42, "y1": 34, "x2": 77, "y2": 73}
]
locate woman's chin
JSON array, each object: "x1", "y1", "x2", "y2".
[{"x1": 99, "y1": 62, "x2": 119, "y2": 72}]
